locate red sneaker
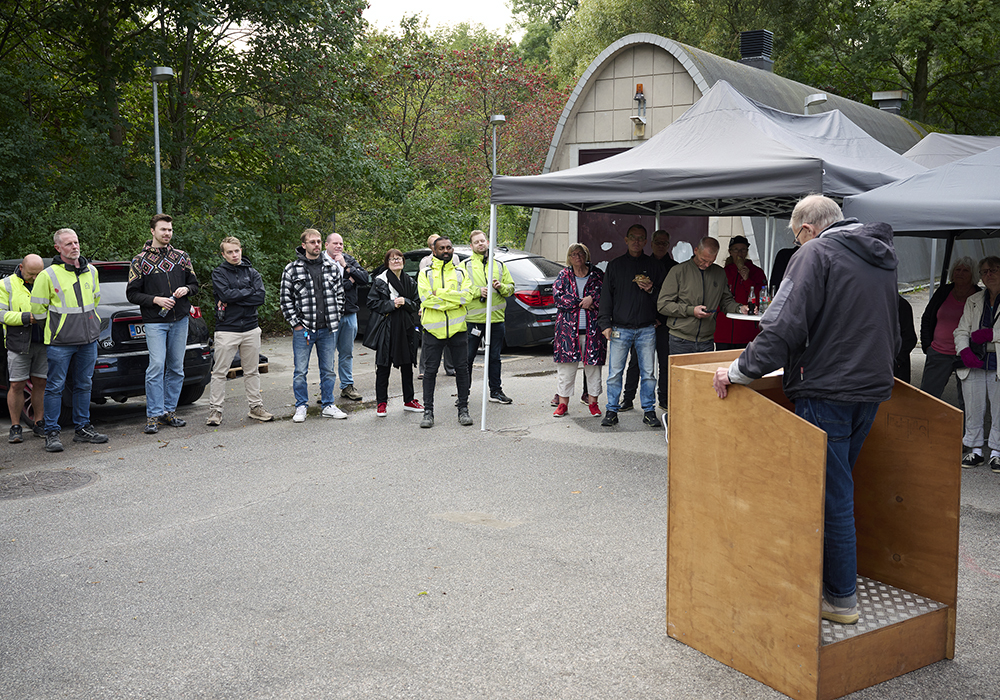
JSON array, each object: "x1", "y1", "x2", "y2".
[
  {"x1": 376, "y1": 402, "x2": 388, "y2": 417},
  {"x1": 402, "y1": 399, "x2": 423, "y2": 413},
  {"x1": 588, "y1": 402, "x2": 601, "y2": 417},
  {"x1": 553, "y1": 403, "x2": 568, "y2": 417},
  {"x1": 550, "y1": 394, "x2": 559, "y2": 407},
  {"x1": 581, "y1": 393, "x2": 590, "y2": 404}
]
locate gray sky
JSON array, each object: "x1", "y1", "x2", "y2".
[{"x1": 364, "y1": 0, "x2": 519, "y2": 36}]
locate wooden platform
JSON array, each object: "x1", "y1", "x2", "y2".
[{"x1": 665, "y1": 351, "x2": 961, "y2": 700}]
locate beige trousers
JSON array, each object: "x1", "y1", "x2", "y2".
[{"x1": 209, "y1": 327, "x2": 263, "y2": 412}]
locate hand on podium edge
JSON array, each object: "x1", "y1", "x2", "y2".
[{"x1": 713, "y1": 367, "x2": 731, "y2": 399}]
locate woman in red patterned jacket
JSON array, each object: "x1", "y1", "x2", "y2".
[
  {"x1": 714, "y1": 235, "x2": 767, "y2": 350},
  {"x1": 552, "y1": 243, "x2": 606, "y2": 417}
]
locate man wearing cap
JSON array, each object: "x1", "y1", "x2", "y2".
[{"x1": 714, "y1": 234, "x2": 768, "y2": 350}]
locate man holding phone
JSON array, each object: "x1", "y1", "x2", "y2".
[{"x1": 658, "y1": 236, "x2": 745, "y2": 357}]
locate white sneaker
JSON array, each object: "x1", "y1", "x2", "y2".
[
  {"x1": 293, "y1": 406, "x2": 307, "y2": 423},
  {"x1": 322, "y1": 404, "x2": 348, "y2": 419}
]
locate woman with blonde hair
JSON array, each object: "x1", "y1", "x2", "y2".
[{"x1": 551, "y1": 243, "x2": 606, "y2": 417}]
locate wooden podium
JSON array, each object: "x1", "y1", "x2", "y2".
[{"x1": 666, "y1": 351, "x2": 961, "y2": 700}]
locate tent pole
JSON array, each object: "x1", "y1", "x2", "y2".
[
  {"x1": 929, "y1": 240, "x2": 937, "y2": 296},
  {"x1": 940, "y1": 234, "x2": 955, "y2": 287},
  {"x1": 655, "y1": 202, "x2": 660, "y2": 231}
]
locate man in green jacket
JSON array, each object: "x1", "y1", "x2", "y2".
[
  {"x1": 2, "y1": 254, "x2": 46, "y2": 443},
  {"x1": 658, "y1": 237, "x2": 744, "y2": 354},
  {"x1": 465, "y1": 230, "x2": 515, "y2": 404}
]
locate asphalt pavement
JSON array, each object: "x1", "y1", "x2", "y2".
[{"x1": 1, "y1": 300, "x2": 998, "y2": 699}]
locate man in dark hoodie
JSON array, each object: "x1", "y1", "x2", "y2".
[
  {"x1": 126, "y1": 214, "x2": 201, "y2": 435},
  {"x1": 205, "y1": 236, "x2": 272, "y2": 426},
  {"x1": 30, "y1": 229, "x2": 108, "y2": 452},
  {"x1": 712, "y1": 195, "x2": 901, "y2": 627}
]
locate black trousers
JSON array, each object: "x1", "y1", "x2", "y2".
[
  {"x1": 375, "y1": 363, "x2": 414, "y2": 404},
  {"x1": 421, "y1": 331, "x2": 471, "y2": 411}
]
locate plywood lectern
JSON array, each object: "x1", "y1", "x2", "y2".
[{"x1": 666, "y1": 350, "x2": 961, "y2": 700}]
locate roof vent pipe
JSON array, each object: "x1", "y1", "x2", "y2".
[
  {"x1": 739, "y1": 30, "x2": 774, "y2": 72},
  {"x1": 872, "y1": 90, "x2": 908, "y2": 114}
]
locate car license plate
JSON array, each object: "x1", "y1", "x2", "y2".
[{"x1": 129, "y1": 323, "x2": 146, "y2": 339}]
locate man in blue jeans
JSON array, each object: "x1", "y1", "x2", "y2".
[
  {"x1": 324, "y1": 232, "x2": 369, "y2": 403},
  {"x1": 713, "y1": 195, "x2": 900, "y2": 625},
  {"x1": 280, "y1": 228, "x2": 346, "y2": 423},
  {"x1": 127, "y1": 214, "x2": 201, "y2": 435},
  {"x1": 596, "y1": 224, "x2": 666, "y2": 428},
  {"x1": 30, "y1": 228, "x2": 108, "y2": 452}
]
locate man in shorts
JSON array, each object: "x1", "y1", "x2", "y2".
[{"x1": 2, "y1": 254, "x2": 47, "y2": 443}]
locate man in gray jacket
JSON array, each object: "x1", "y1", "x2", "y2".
[{"x1": 712, "y1": 195, "x2": 900, "y2": 626}]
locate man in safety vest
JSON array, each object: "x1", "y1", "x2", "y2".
[
  {"x1": 2, "y1": 254, "x2": 47, "y2": 443},
  {"x1": 464, "y1": 230, "x2": 515, "y2": 404},
  {"x1": 417, "y1": 236, "x2": 473, "y2": 429},
  {"x1": 30, "y1": 228, "x2": 108, "y2": 452}
]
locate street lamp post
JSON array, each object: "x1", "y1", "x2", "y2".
[
  {"x1": 480, "y1": 114, "x2": 505, "y2": 430},
  {"x1": 151, "y1": 66, "x2": 174, "y2": 214}
]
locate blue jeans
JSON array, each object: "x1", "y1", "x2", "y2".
[
  {"x1": 44, "y1": 341, "x2": 98, "y2": 432},
  {"x1": 336, "y1": 312, "x2": 357, "y2": 389},
  {"x1": 144, "y1": 316, "x2": 189, "y2": 417},
  {"x1": 795, "y1": 397, "x2": 880, "y2": 608},
  {"x1": 606, "y1": 325, "x2": 656, "y2": 412},
  {"x1": 467, "y1": 322, "x2": 504, "y2": 394},
  {"x1": 293, "y1": 327, "x2": 337, "y2": 407}
]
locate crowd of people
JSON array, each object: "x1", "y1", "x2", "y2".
[{"x1": 0, "y1": 200, "x2": 985, "y2": 464}]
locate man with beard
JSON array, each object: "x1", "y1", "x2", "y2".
[{"x1": 417, "y1": 236, "x2": 474, "y2": 428}]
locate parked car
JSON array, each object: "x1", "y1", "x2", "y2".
[
  {"x1": 356, "y1": 246, "x2": 563, "y2": 348},
  {"x1": 0, "y1": 259, "x2": 212, "y2": 424}
]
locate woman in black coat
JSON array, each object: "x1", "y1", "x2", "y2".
[{"x1": 366, "y1": 248, "x2": 422, "y2": 417}]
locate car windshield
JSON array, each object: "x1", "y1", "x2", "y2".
[
  {"x1": 504, "y1": 256, "x2": 564, "y2": 281},
  {"x1": 93, "y1": 263, "x2": 132, "y2": 304}
]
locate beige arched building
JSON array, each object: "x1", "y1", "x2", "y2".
[{"x1": 524, "y1": 33, "x2": 928, "y2": 271}]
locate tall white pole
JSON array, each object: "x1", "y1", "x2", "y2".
[
  {"x1": 153, "y1": 80, "x2": 163, "y2": 215},
  {"x1": 151, "y1": 66, "x2": 174, "y2": 215},
  {"x1": 481, "y1": 120, "x2": 501, "y2": 430}
]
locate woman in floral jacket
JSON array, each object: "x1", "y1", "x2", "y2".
[{"x1": 552, "y1": 243, "x2": 606, "y2": 417}]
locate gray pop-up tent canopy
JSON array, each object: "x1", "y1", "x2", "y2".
[
  {"x1": 844, "y1": 146, "x2": 1000, "y2": 239},
  {"x1": 490, "y1": 80, "x2": 925, "y2": 219},
  {"x1": 902, "y1": 133, "x2": 1000, "y2": 168},
  {"x1": 843, "y1": 146, "x2": 1000, "y2": 284}
]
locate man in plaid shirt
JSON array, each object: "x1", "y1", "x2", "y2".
[{"x1": 280, "y1": 228, "x2": 346, "y2": 422}]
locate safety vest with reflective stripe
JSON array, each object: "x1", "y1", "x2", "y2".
[
  {"x1": 30, "y1": 261, "x2": 102, "y2": 346},
  {"x1": 465, "y1": 251, "x2": 515, "y2": 324},
  {"x1": 418, "y1": 257, "x2": 473, "y2": 339},
  {"x1": 1, "y1": 274, "x2": 35, "y2": 353}
]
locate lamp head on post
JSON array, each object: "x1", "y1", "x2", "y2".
[
  {"x1": 804, "y1": 92, "x2": 827, "y2": 115},
  {"x1": 151, "y1": 66, "x2": 174, "y2": 83}
]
